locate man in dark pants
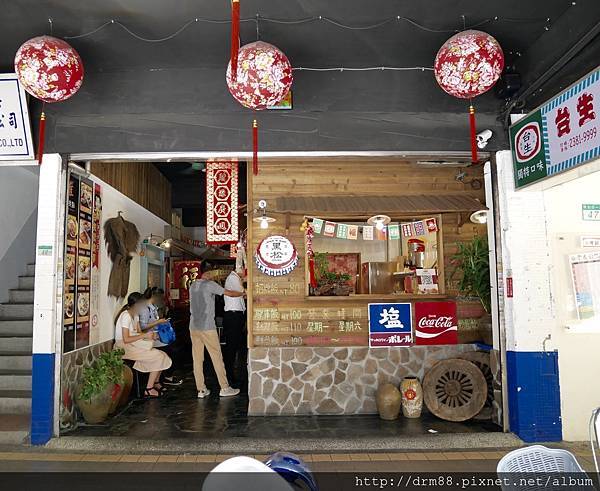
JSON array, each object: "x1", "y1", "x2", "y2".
[{"x1": 222, "y1": 268, "x2": 247, "y2": 389}]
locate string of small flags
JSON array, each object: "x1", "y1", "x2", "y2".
[{"x1": 309, "y1": 217, "x2": 438, "y2": 240}]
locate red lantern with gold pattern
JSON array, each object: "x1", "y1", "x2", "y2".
[{"x1": 434, "y1": 30, "x2": 504, "y2": 163}]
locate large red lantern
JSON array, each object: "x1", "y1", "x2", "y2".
[
  {"x1": 14, "y1": 36, "x2": 84, "y2": 163},
  {"x1": 226, "y1": 40, "x2": 293, "y2": 175},
  {"x1": 226, "y1": 41, "x2": 293, "y2": 110},
  {"x1": 434, "y1": 30, "x2": 504, "y2": 162},
  {"x1": 15, "y1": 36, "x2": 84, "y2": 103}
]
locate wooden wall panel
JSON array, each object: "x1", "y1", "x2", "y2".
[
  {"x1": 249, "y1": 160, "x2": 487, "y2": 348},
  {"x1": 90, "y1": 162, "x2": 172, "y2": 223}
]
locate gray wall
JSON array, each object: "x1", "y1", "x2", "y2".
[{"x1": 0, "y1": 166, "x2": 39, "y2": 303}]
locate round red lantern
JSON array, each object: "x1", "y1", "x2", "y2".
[
  {"x1": 434, "y1": 30, "x2": 504, "y2": 99},
  {"x1": 14, "y1": 35, "x2": 84, "y2": 103},
  {"x1": 226, "y1": 41, "x2": 293, "y2": 110}
]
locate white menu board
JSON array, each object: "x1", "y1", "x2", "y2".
[{"x1": 0, "y1": 73, "x2": 34, "y2": 161}]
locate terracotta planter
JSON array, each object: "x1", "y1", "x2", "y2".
[
  {"x1": 400, "y1": 377, "x2": 423, "y2": 418},
  {"x1": 77, "y1": 385, "x2": 112, "y2": 424},
  {"x1": 117, "y1": 365, "x2": 134, "y2": 409},
  {"x1": 376, "y1": 383, "x2": 402, "y2": 420}
]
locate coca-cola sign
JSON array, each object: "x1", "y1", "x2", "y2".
[{"x1": 414, "y1": 301, "x2": 458, "y2": 345}]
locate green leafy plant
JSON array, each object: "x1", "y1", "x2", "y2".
[
  {"x1": 314, "y1": 252, "x2": 351, "y2": 286},
  {"x1": 451, "y1": 236, "x2": 491, "y2": 313},
  {"x1": 78, "y1": 349, "x2": 125, "y2": 401}
]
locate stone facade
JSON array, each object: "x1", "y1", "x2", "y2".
[
  {"x1": 60, "y1": 340, "x2": 113, "y2": 430},
  {"x1": 248, "y1": 345, "x2": 478, "y2": 415}
]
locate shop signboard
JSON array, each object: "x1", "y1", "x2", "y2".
[
  {"x1": 510, "y1": 67, "x2": 600, "y2": 189},
  {"x1": 414, "y1": 301, "x2": 458, "y2": 345},
  {"x1": 0, "y1": 73, "x2": 34, "y2": 161},
  {"x1": 172, "y1": 260, "x2": 201, "y2": 306},
  {"x1": 368, "y1": 302, "x2": 412, "y2": 347}
]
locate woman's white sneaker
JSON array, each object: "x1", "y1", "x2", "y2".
[{"x1": 219, "y1": 387, "x2": 240, "y2": 397}]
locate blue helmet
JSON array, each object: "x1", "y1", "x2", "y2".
[{"x1": 264, "y1": 452, "x2": 318, "y2": 491}]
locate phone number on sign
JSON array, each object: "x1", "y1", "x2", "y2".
[
  {"x1": 0, "y1": 138, "x2": 25, "y2": 148},
  {"x1": 559, "y1": 126, "x2": 598, "y2": 153}
]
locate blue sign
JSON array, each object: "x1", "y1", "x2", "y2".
[{"x1": 368, "y1": 303, "x2": 412, "y2": 347}]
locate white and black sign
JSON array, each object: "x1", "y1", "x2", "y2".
[{"x1": 0, "y1": 73, "x2": 34, "y2": 161}]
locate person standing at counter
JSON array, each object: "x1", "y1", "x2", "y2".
[
  {"x1": 223, "y1": 268, "x2": 247, "y2": 389},
  {"x1": 189, "y1": 262, "x2": 245, "y2": 399}
]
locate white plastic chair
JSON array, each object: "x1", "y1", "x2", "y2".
[
  {"x1": 497, "y1": 445, "x2": 588, "y2": 491},
  {"x1": 590, "y1": 407, "x2": 600, "y2": 474}
]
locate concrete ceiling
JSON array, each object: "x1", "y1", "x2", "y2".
[{"x1": 0, "y1": 1, "x2": 598, "y2": 155}]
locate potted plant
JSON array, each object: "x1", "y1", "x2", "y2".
[
  {"x1": 101, "y1": 349, "x2": 127, "y2": 414},
  {"x1": 76, "y1": 349, "x2": 125, "y2": 424},
  {"x1": 313, "y1": 252, "x2": 352, "y2": 296},
  {"x1": 451, "y1": 235, "x2": 492, "y2": 344}
]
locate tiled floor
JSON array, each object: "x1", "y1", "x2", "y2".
[
  {"x1": 0, "y1": 448, "x2": 596, "y2": 473},
  {"x1": 67, "y1": 366, "x2": 499, "y2": 440}
]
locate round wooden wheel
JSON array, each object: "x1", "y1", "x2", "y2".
[
  {"x1": 459, "y1": 351, "x2": 493, "y2": 407},
  {"x1": 423, "y1": 358, "x2": 487, "y2": 422}
]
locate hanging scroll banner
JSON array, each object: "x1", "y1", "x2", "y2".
[
  {"x1": 206, "y1": 160, "x2": 239, "y2": 244},
  {"x1": 255, "y1": 235, "x2": 299, "y2": 276}
]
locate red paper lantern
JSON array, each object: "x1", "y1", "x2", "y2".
[
  {"x1": 14, "y1": 36, "x2": 84, "y2": 103},
  {"x1": 434, "y1": 30, "x2": 504, "y2": 99},
  {"x1": 226, "y1": 41, "x2": 293, "y2": 110}
]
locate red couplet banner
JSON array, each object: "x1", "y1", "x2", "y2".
[{"x1": 414, "y1": 301, "x2": 458, "y2": 345}]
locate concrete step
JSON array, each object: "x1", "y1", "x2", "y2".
[
  {"x1": 25, "y1": 264, "x2": 35, "y2": 277},
  {"x1": 0, "y1": 303, "x2": 33, "y2": 320},
  {"x1": 0, "y1": 390, "x2": 31, "y2": 414},
  {"x1": 0, "y1": 320, "x2": 33, "y2": 337},
  {"x1": 0, "y1": 370, "x2": 32, "y2": 390},
  {"x1": 0, "y1": 413, "x2": 30, "y2": 444},
  {"x1": 9, "y1": 290, "x2": 34, "y2": 303},
  {"x1": 0, "y1": 354, "x2": 32, "y2": 371},
  {"x1": 18, "y1": 276, "x2": 34, "y2": 290},
  {"x1": 0, "y1": 337, "x2": 32, "y2": 352}
]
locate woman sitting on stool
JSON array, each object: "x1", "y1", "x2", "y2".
[{"x1": 113, "y1": 292, "x2": 172, "y2": 398}]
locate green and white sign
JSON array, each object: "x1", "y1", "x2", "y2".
[
  {"x1": 582, "y1": 204, "x2": 600, "y2": 221},
  {"x1": 510, "y1": 66, "x2": 600, "y2": 189}
]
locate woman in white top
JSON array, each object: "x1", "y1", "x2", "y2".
[{"x1": 114, "y1": 292, "x2": 172, "y2": 398}]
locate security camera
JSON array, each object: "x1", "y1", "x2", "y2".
[{"x1": 476, "y1": 129, "x2": 493, "y2": 149}]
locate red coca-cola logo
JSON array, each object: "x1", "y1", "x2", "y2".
[
  {"x1": 414, "y1": 302, "x2": 458, "y2": 346},
  {"x1": 417, "y1": 316, "x2": 455, "y2": 329}
]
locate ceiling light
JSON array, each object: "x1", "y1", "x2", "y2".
[
  {"x1": 253, "y1": 199, "x2": 276, "y2": 229},
  {"x1": 367, "y1": 214, "x2": 391, "y2": 230},
  {"x1": 470, "y1": 209, "x2": 488, "y2": 224}
]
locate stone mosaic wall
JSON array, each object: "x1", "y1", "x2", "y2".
[
  {"x1": 60, "y1": 340, "x2": 113, "y2": 430},
  {"x1": 248, "y1": 345, "x2": 478, "y2": 415}
]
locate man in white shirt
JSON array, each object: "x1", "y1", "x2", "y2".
[{"x1": 222, "y1": 268, "x2": 247, "y2": 388}]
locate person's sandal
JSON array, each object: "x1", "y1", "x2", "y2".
[
  {"x1": 154, "y1": 383, "x2": 167, "y2": 394},
  {"x1": 144, "y1": 388, "x2": 161, "y2": 398}
]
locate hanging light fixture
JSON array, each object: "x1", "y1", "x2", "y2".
[
  {"x1": 253, "y1": 199, "x2": 276, "y2": 229},
  {"x1": 367, "y1": 214, "x2": 391, "y2": 231},
  {"x1": 469, "y1": 209, "x2": 488, "y2": 224}
]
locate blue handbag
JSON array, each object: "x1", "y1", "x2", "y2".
[{"x1": 156, "y1": 322, "x2": 176, "y2": 345}]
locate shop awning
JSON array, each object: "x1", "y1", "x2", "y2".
[{"x1": 274, "y1": 194, "x2": 486, "y2": 216}]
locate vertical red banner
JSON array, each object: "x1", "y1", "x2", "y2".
[
  {"x1": 414, "y1": 301, "x2": 458, "y2": 345},
  {"x1": 206, "y1": 160, "x2": 239, "y2": 244}
]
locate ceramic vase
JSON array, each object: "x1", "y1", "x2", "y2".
[
  {"x1": 77, "y1": 385, "x2": 112, "y2": 424},
  {"x1": 400, "y1": 376, "x2": 423, "y2": 418},
  {"x1": 376, "y1": 383, "x2": 402, "y2": 420}
]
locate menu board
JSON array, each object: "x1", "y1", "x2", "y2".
[{"x1": 63, "y1": 174, "x2": 101, "y2": 353}]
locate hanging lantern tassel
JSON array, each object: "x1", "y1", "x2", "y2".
[
  {"x1": 252, "y1": 119, "x2": 259, "y2": 175},
  {"x1": 469, "y1": 105, "x2": 477, "y2": 164},
  {"x1": 37, "y1": 110, "x2": 46, "y2": 165},
  {"x1": 308, "y1": 256, "x2": 317, "y2": 289},
  {"x1": 230, "y1": 0, "x2": 240, "y2": 78}
]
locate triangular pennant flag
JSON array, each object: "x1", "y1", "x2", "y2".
[
  {"x1": 425, "y1": 217, "x2": 438, "y2": 232},
  {"x1": 336, "y1": 223, "x2": 349, "y2": 239},
  {"x1": 323, "y1": 221, "x2": 336, "y2": 237},
  {"x1": 388, "y1": 224, "x2": 400, "y2": 240},
  {"x1": 414, "y1": 221, "x2": 426, "y2": 236},
  {"x1": 362, "y1": 226, "x2": 374, "y2": 240},
  {"x1": 401, "y1": 223, "x2": 414, "y2": 237}
]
